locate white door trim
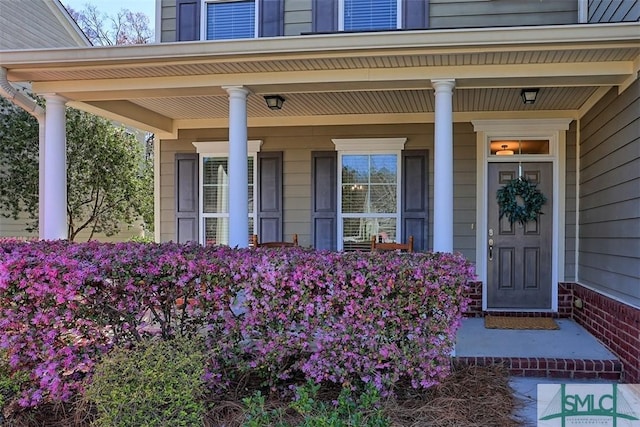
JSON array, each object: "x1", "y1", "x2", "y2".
[{"x1": 472, "y1": 119, "x2": 571, "y2": 312}]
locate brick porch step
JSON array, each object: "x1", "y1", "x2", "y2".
[
  {"x1": 454, "y1": 318, "x2": 622, "y2": 380},
  {"x1": 453, "y1": 356, "x2": 623, "y2": 380}
]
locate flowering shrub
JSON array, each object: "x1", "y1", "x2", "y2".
[
  {"x1": 224, "y1": 249, "x2": 473, "y2": 391},
  {"x1": 0, "y1": 240, "x2": 474, "y2": 408}
]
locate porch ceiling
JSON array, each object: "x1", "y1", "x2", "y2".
[{"x1": 1, "y1": 23, "x2": 638, "y2": 138}]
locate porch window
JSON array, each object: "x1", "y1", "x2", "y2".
[
  {"x1": 339, "y1": 152, "x2": 401, "y2": 251},
  {"x1": 201, "y1": 157, "x2": 255, "y2": 245},
  {"x1": 340, "y1": 0, "x2": 400, "y2": 31},
  {"x1": 194, "y1": 140, "x2": 261, "y2": 246},
  {"x1": 205, "y1": 0, "x2": 256, "y2": 40}
]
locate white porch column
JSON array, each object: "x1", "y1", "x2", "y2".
[
  {"x1": 42, "y1": 94, "x2": 68, "y2": 240},
  {"x1": 224, "y1": 86, "x2": 249, "y2": 248},
  {"x1": 38, "y1": 121, "x2": 46, "y2": 239},
  {"x1": 432, "y1": 79, "x2": 455, "y2": 253}
]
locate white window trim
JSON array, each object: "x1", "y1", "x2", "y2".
[
  {"x1": 192, "y1": 140, "x2": 262, "y2": 245},
  {"x1": 332, "y1": 138, "x2": 406, "y2": 251},
  {"x1": 337, "y1": 0, "x2": 402, "y2": 31},
  {"x1": 472, "y1": 119, "x2": 571, "y2": 312},
  {"x1": 200, "y1": 0, "x2": 260, "y2": 41}
]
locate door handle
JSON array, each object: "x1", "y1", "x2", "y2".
[{"x1": 488, "y1": 238, "x2": 494, "y2": 261}]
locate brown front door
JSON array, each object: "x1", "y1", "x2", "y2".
[{"x1": 487, "y1": 162, "x2": 553, "y2": 309}]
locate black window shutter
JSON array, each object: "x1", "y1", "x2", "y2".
[
  {"x1": 259, "y1": 0, "x2": 284, "y2": 37},
  {"x1": 175, "y1": 153, "x2": 200, "y2": 243},
  {"x1": 257, "y1": 152, "x2": 283, "y2": 242},
  {"x1": 176, "y1": 0, "x2": 201, "y2": 41},
  {"x1": 402, "y1": 150, "x2": 428, "y2": 251},
  {"x1": 312, "y1": 0, "x2": 338, "y2": 33},
  {"x1": 403, "y1": 0, "x2": 429, "y2": 29},
  {"x1": 311, "y1": 151, "x2": 337, "y2": 250}
]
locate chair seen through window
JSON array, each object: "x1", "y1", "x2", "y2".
[
  {"x1": 251, "y1": 234, "x2": 299, "y2": 248},
  {"x1": 370, "y1": 235, "x2": 414, "y2": 253}
]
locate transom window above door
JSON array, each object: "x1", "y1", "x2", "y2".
[
  {"x1": 490, "y1": 139, "x2": 551, "y2": 156},
  {"x1": 340, "y1": 0, "x2": 401, "y2": 31},
  {"x1": 205, "y1": 0, "x2": 256, "y2": 40}
]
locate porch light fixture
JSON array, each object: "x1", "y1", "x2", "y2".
[
  {"x1": 520, "y1": 88, "x2": 539, "y2": 105},
  {"x1": 264, "y1": 95, "x2": 285, "y2": 110},
  {"x1": 496, "y1": 144, "x2": 514, "y2": 156}
]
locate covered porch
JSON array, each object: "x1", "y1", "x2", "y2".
[{"x1": 0, "y1": 22, "x2": 638, "y2": 317}]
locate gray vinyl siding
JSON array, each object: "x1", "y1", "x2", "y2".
[
  {"x1": 284, "y1": 0, "x2": 312, "y2": 36},
  {"x1": 588, "y1": 0, "x2": 640, "y2": 23},
  {"x1": 564, "y1": 120, "x2": 578, "y2": 281},
  {"x1": 453, "y1": 123, "x2": 477, "y2": 262},
  {"x1": 429, "y1": 0, "x2": 578, "y2": 29},
  {"x1": 159, "y1": 0, "x2": 587, "y2": 41},
  {"x1": 160, "y1": 123, "x2": 477, "y2": 260},
  {"x1": 160, "y1": 0, "x2": 177, "y2": 43},
  {"x1": 160, "y1": 0, "x2": 310, "y2": 41},
  {"x1": 0, "y1": 0, "x2": 87, "y2": 49},
  {"x1": 578, "y1": 81, "x2": 640, "y2": 307}
]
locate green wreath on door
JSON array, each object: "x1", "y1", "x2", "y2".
[{"x1": 496, "y1": 178, "x2": 547, "y2": 225}]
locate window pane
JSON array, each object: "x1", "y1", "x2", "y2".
[
  {"x1": 342, "y1": 184, "x2": 368, "y2": 213},
  {"x1": 202, "y1": 157, "x2": 253, "y2": 213},
  {"x1": 370, "y1": 154, "x2": 396, "y2": 183},
  {"x1": 370, "y1": 184, "x2": 396, "y2": 213},
  {"x1": 203, "y1": 185, "x2": 228, "y2": 213},
  {"x1": 203, "y1": 157, "x2": 227, "y2": 185},
  {"x1": 207, "y1": 0, "x2": 255, "y2": 40},
  {"x1": 342, "y1": 217, "x2": 397, "y2": 251},
  {"x1": 491, "y1": 139, "x2": 550, "y2": 155},
  {"x1": 341, "y1": 154, "x2": 397, "y2": 214},
  {"x1": 342, "y1": 155, "x2": 368, "y2": 183},
  {"x1": 203, "y1": 158, "x2": 228, "y2": 214},
  {"x1": 344, "y1": 0, "x2": 397, "y2": 31},
  {"x1": 204, "y1": 217, "x2": 229, "y2": 246},
  {"x1": 204, "y1": 217, "x2": 254, "y2": 246}
]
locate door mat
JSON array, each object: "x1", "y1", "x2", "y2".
[{"x1": 484, "y1": 316, "x2": 559, "y2": 330}]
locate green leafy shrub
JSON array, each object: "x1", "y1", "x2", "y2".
[
  {"x1": 0, "y1": 351, "x2": 28, "y2": 415},
  {"x1": 242, "y1": 381, "x2": 390, "y2": 427},
  {"x1": 129, "y1": 234, "x2": 154, "y2": 243},
  {"x1": 84, "y1": 337, "x2": 206, "y2": 427}
]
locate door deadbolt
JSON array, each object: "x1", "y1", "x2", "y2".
[{"x1": 488, "y1": 238, "x2": 494, "y2": 261}]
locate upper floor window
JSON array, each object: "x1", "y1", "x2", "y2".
[
  {"x1": 340, "y1": 0, "x2": 401, "y2": 31},
  {"x1": 205, "y1": 0, "x2": 257, "y2": 40}
]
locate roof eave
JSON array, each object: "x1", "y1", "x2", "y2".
[{"x1": 1, "y1": 22, "x2": 638, "y2": 70}]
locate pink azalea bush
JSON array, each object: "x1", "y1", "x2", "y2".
[{"x1": 0, "y1": 240, "x2": 474, "y2": 408}]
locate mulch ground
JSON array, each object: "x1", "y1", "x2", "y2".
[{"x1": 4, "y1": 364, "x2": 521, "y2": 426}]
